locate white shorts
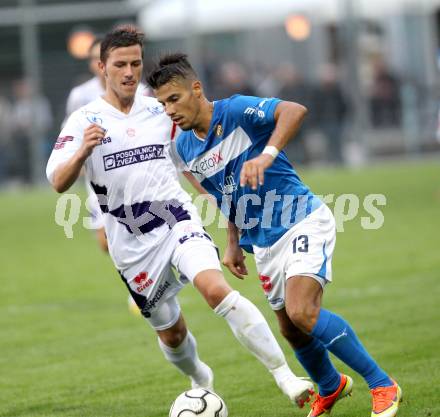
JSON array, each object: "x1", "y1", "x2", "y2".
[
  {"x1": 253, "y1": 204, "x2": 336, "y2": 311},
  {"x1": 119, "y1": 220, "x2": 221, "y2": 330}
]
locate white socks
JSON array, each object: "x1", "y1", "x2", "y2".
[
  {"x1": 214, "y1": 291, "x2": 313, "y2": 404},
  {"x1": 158, "y1": 331, "x2": 213, "y2": 389},
  {"x1": 214, "y1": 290, "x2": 287, "y2": 372}
]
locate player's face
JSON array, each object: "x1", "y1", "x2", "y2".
[
  {"x1": 100, "y1": 45, "x2": 143, "y2": 101},
  {"x1": 154, "y1": 79, "x2": 202, "y2": 131}
]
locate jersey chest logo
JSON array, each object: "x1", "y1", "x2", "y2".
[
  {"x1": 216, "y1": 171, "x2": 237, "y2": 195},
  {"x1": 187, "y1": 126, "x2": 252, "y2": 181},
  {"x1": 103, "y1": 144, "x2": 165, "y2": 171}
]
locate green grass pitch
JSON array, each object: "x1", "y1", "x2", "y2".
[{"x1": 1, "y1": 160, "x2": 439, "y2": 417}]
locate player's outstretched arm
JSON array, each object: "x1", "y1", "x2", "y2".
[
  {"x1": 267, "y1": 100, "x2": 308, "y2": 152},
  {"x1": 240, "y1": 101, "x2": 307, "y2": 189},
  {"x1": 223, "y1": 222, "x2": 248, "y2": 279},
  {"x1": 51, "y1": 124, "x2": 105, "y2": 193}
]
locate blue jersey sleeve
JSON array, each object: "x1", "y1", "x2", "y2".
[{"x1": 227, "y1": 95, "x2": 282, "y2": 142}]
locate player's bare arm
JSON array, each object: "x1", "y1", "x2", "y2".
[
  {"x1": 223, "y1": 222, "x2": 248, "y2": 280},
  {"x1": 182, "y1": 171, "x2": 207, "y2": 195},
  {"x1": 182, "y1": 171, "x2": 218, "y2": 207},
  {"x1": 240, "y1": 101, "x2": 307, "y2": 190},
  {"x1": 51, "y1": 124, "x2": 105, "y2": 193}
]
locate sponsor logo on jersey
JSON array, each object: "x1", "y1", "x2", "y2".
[
  {"x1": 146, "y1": 105, "x2": 164, "y2": 116},
  {"x1": 178, "y1": 231, "x2": 212, "y2": 245},
  {"x1": 133, "y1": 271, "x2": 154, "y2": 293},
  {"x1": 126, "y1": 128, "x2": 136, "y2": 137},
  {"x1": 218, "y1": 172, "x2": 237, "y2": 195},
  {"x1": 103, "y1": 144, "x2": 165, "y2": 171},
  {"x1": 100, "y1": 136, "x2": 112, "y2": 145},
  {"x1": 54, "y1": 136, "x2": 74, "y2": 150},
  {"x1": 187, "y1": 126, "x2": 252, "y2": 180},
  {"x1": 85, "y1": 110, "x2": 105, "y2": 127},
  {"x1": 141, "y1": 281, "x2": 171, "y2": 315},
  {"x1": 191, "y1": 151, "x2": 223, "y2": 176},
  {"x1": 216, "y1": 172, "x2": 237, "y2": 195},
  {"x1": 258, "y1": 99, "x2": 269, "y2": 108},
  {"x1": 244, "y1": 107, "x2": 265, "y2": 118}
]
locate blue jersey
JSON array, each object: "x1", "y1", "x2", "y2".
[{"x1": 175, "y1": 95, "x2": 322, "y2": 252}]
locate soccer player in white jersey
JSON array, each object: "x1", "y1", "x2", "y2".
[
  {"x1": 148, "y1": 53, "x2": 402, "y2": 417},
  {"x1": 64, "y1": 36, "x2": 146, "y2": 314},
  {"x1": 46, "y1": 25, "x2": 314, "y2": 407}
]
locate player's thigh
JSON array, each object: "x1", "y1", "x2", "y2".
[
  {"x1": 253, "y1": 243, "x2": 287, "y2": 312},
  {"x1": 286, "y1": 275, "x2": 323, "y2": 319},
  {"x1": 171, "y1": 221, "x2": 230, "y2": 308},
  {"x1": 119, "y1": 243, "x2": 184, "y2": 319},
  {"x1": 284, "y1": 204, "x2": 336, "y2": 304},
  {"x1": 120, "y1": 262, "x2": 186, "y2": 343},
  {"x1": 147, "y1": 295, "x2": 183, "y2": 333}
]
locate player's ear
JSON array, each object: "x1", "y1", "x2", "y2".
[
  {"x1": 192, "y1": 80, "x2": 203, "y2": 98},
  {"x1": 98, "y1": 60, "x2": 107, "y2": 77}
]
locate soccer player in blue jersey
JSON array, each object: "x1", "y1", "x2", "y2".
[{"x1": 147, "y1": 53, "x2": 402, "y2": 417}]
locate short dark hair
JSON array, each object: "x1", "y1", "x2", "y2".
[
  {"x1": 100, "y1": 24, "x2": 144, "y2": 63},
  {"x1": 146, "y1": 52, "x2": 197, "y2": 89}
]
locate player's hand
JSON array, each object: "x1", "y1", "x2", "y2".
[
  {"x1": 240, "y1": 153, "x2": 274, "y2": 190},
  {"x1": 78, "y1": 124, "x2": 105, "y2": 159},
  {"x1": 222, "y1": 243, "x2": 248, "y2": 280}
]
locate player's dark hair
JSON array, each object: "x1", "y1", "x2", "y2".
[
  {"x1": 146, "y1": 53, "x2": 197, "y2": 89},
  {"x1": 100, "y1": 24, "x2": 144, "y2": 63}
]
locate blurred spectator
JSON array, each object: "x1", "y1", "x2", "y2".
[
  {"x1": 256, "y1": 63, "x2": 280, "y2": 97},
  {"x1": 10, "y1": 79, "x2": 53, "y2": 184},
  {"x1": 311, "y1": 63, "x2": 348, "y2": 165},
  {"x1": 213, "y1": 61, "x2": 255, "y2": 98},
  {"x1": 65, "y1": 37, "x2": 105, "y2": 118},
  {"x1": 0, "y1": 94, "x2": 13, "y2": 184},
  {"x1": 274, "y1": 63, "x2": 312, "y2": 164},
  {"x1": 276, "y1": 63, "x2": 312, "y2": 106},
  {"x1": 369, "y1": 57, "x2": 401, "y2": 127}
]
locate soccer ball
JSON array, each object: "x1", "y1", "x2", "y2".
[{"x1": 169, "y1": 388, "x2": 228, "y2": 417}]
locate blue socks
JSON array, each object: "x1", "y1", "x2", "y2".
[
  {"x1": 295, "y1": 337, "x2": 341, "y2": 396},
  {"x1": 311, "y1": 309, "x2": 392, "y2": 389}
]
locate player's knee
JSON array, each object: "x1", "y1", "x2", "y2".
[
  {"x1": 194, "y1": 270, "x2": 232, "y2": 309},
  {"x1": 213, "y1": 290, "x2": 240, "y2": 316},
  {"x1": 278, "y1": 320, "x2": 311, "y2": 348},
  {"x1": 158, "y1": 327, "x2": 187, "y2": 348},
  {"x1": 286, "y1": 305, "x2": 320, "y2": 334},
  {"x1": 157, "y1": 317, "x2": 188, "y2": 348},
  {"x1": 206, "y1": 283, "x2": 233, "y2": 309}
]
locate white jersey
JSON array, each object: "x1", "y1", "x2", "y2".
[
  {"x1": 65, "y1": 77, "x2": 104, "y2": 117},
  {"x1": 64, "y1": 78, "x2": 150, "y2": 228},
  {"x1": 47, "y1": 95, "x2": 196, "y2": 272},
  {"x1": 85, "y1": 180, "x2": 105, "y2": 229}
]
